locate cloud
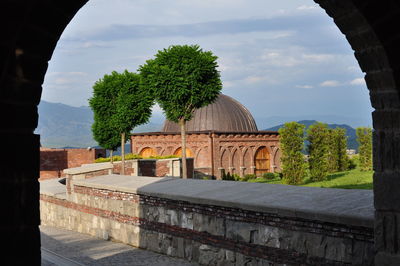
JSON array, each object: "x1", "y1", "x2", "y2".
[
  {"x1": 320, "y1": 80, "x2": 341, "y2": 87},
  {"x1": 296, "y1": 85, "x2": 313, "y2": 89},
  {"x1": 245, "y1": 76, "x2": 266, "y2": 84},
  {"x1": 68, "y1": 13, "x2": 328, "y2": 42},
  {"x1": 45, "y1": 72, "x2": 90, "y2": 87},
  {"x1": 350, "y1": 78, "x2": 365, "y2": 85},
  {"x1": 297, "y1": 5, "x2": 317, "y2": 10}
]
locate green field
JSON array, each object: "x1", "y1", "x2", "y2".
[{"x1": 248, "y1": 168, "x2": 373, "y2": 189}]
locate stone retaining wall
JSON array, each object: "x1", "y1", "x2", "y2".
[{"x1": 40, "y1": 176, "x2": 374, "y2": 265}]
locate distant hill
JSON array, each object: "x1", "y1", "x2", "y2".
[
  {"x1": 36, "y1": 100, "x2": 162, "y2": 148},
  {"x1": 265, "y1": 120, "x2": 358, "y2": 151}
]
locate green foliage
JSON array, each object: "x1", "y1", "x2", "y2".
[
  {"x1": 262, "y1": 172, "x2": 276, "y2": 180},
  {"x1": 249, "y1": 168, "x2": 373, "y2": 190},
  {"x1": 307, "y1": 122, "x2": 330, "y2": 181},
  {"x1": 347, "y1": 156, "x2": 357, "y2": 170},
  {"x1": 139, "y1": 45, "x2": 222, "y2": 178},
  {"x1": 139, "y1": 45, "x2": 222, "y2": 123},
  {"x1": 89, "y1": 70, "x2": 154, "y2": 150},
  {"x1": 327, "y1": 128, "x2": 349, "y2": 172},
  {"x1": 356, "y1": 127, "x2": 373, "y2": 171},
  {"x1": 279, "y1": 122, "x2": 307, "y2": 185},
  {"x1": 94, "y1": 153, "x2": 178, "y2": 163},
  {"x1": 222, "y1": 172, "x2": 234, "y2": 181},
  {"x1": 242, "y1": 174, "x2": 257, "y2": 181}
]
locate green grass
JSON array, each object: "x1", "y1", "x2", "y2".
[{"x1": 248, "y1": 168, "x2": 373, "y2": 189}]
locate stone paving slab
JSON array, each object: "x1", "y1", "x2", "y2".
[
  {"x1": 40, "y1": 225, "x2": 198, "y2": 266},
  {"x1": 40, "y1": 179, "x2": 67, "y2": 199},
  {"x1": 69, "y1": 175, "x2": 374, "y2": 227}
]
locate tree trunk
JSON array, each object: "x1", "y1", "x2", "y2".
[
  {"x1": 179, "y1": 118, "x2": 187, "y2": 179},
  {"x1": 110, "y1": 150, "x2": 113, "y2": 163},
  {"x1": 121, "y1": 132, "x2": 125, "y2": 175}
]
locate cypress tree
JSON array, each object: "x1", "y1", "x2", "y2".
[
  {"x1": 278, "y1": 122, "x2": 307, "y2": 185},
  {"x1": 356, "y1": 127, "x2": 373, "y2": 171},
  {"x1": 307, "y1": 122, "x2": 330, "y2": 181}
]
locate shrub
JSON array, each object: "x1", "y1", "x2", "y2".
[
  {"x1": 242, "y1": 174, "x2": 257, "y2": 181},
  {"x1": 232, "y1": 174, "x2": 241, "y2": 181},
  {"x1": 95, "y1": 153, "x2": 178, "y2": 163},
  {"x1": 347, "y1": 157, "x2": 357, "y2": 170},
  {"x1": 262, "y1": 172, "x2": 276, "y2": 180},
  {"x1": 222, "y1": 172, "x2": 235, "y2": 181}
]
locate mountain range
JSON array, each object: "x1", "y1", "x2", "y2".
[
  {"x1": 37, "y1": 101, "x2": 360, "y2": 150},
  {"x1": 265, "y1": 120, "x2": 358, "y2": 151}
]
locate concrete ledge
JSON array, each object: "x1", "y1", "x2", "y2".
[
  {"x1": 40, "y1": 179, "x2": 67, "y2": 199},
  {"x1": 63, "y1": 163, "x2": 113, "y2": 175},
  {"x1": 72, "y1": 175, "x2": 374, "y2": 228}
]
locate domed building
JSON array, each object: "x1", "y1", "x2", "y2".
[{"x1": 130, "y1": 94, "x2": 281, "y2": 179}]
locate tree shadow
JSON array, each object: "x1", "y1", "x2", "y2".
[{"x1": 330, "y1": 182, "x2": 373, "y2": 190}]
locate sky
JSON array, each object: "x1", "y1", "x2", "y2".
[{"x1": 41, "y1": 0, "x2": 373, "y2": 128}]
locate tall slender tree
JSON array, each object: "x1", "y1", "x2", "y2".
[
  {"x1": 139, "y1": 45, "x2": 222, "y2": 178},
  {"x1": 356, "y1": 127, "x2": 373, "y2": 171},
  {"x1": 89, "y1": 70, "x2": 154, "y2": 174},
  {"x1": 327, "y1": 128, "x2": 349, "y2": 172},
  {"x1": 279, "y1": 122, "x2": 307, "y2": 184},
  {"x1": 307, "y1": 122, "x2": 330, "y2": 181}
]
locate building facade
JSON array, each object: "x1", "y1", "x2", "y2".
[{"x1": 131, "y1": 94, "x2": 281, "y2": 179}]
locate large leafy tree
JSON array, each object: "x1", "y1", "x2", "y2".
[
  {"x1": 307, "y1": 122, "x2": 330, "y2": 181},
  {"x1": 327, "y1": 128, "x2": 349, "y2": 172},
  {"x1": 356, "y1": 127, "x2": 373, "y2": 171},
  {"x1": 139, "y1": 45, "x2": 222, "y2": 178},
  {"x1": 89, "y1": 70, "x2": 154, "y2": 174},
  {"x1": 279, "y1": 122, "x2": 307, "y2": 184}
]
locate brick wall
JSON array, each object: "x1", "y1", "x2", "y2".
[{"x1": 40, "y1": 148, "x2": 106, "y2": 180}]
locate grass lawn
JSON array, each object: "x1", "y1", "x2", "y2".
[{"x1": 248, "y1": 168, "x2": 373, "y2": 189}]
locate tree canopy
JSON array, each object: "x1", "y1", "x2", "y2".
[
  {"x1": 307, "y1": 122, "x2": 330, "y2": 181},
  {"x1": 139, "y1": 45, "x2": 222, "y2": 178},
  {"x1": 89, "y1": 70, "x2": 154, "y2": 170}
]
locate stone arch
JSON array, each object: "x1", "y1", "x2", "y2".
[
  {"x1": 3, "y1": 1, "x2": 400, "y2": 264},
  {"x1": 195, "y1": 147, "x2": 209, "y2": 168},
  {"x1": 242, "y1": 147, "x2": 253, "y2": 176},
  {"x1": 139, "y1": 147, "x2": 157, "y2": 157},
  {"x1": 220, "y1": 148, "x2": 230, "y2": 172},
  {"x1": 231, "y1": 148, "x2": 241, "y2": 175}
]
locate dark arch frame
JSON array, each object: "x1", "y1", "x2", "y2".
[{"x1": 1, "y1": 0, "x2": 400, "y2": 264}]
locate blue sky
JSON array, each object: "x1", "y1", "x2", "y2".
[{"x1": 42, "y1": 0, "x2": 373, "y2": 128}]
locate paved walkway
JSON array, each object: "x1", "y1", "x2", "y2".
[{"x1": 40, "y1": 226, "x2": 198, "y2": 266}]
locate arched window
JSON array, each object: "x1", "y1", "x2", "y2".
[
  {"x1": 139, "y1": 147, "x2": 157, "y2": 158},
  {"x1": 173, "y1": 147, "x2": 193, "y2": 157}
]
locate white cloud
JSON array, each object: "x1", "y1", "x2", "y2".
[
  {"x1": 302, "y1": 53, "x2": 334, "y2": 62},
  {"x1": 296, "y1": 85, "x2": 313, "y2": 89},
  {"x1": 297, "y1": 5, "x2": 317, "y2": 10},
  {"x1": 245, "y1": 76, "x2": 266, "y2": 84},
  {"x1": 350, "y1": 78, "x2": 365, "y2": 85},
  {"x1": 320, "y1": 80, "x2": 341, "y2": 87}
]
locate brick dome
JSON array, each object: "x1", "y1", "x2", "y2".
[{"x1": 162, "y1": 94, "x2": 258, "y2": 132}]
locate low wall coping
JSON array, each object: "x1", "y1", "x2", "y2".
[
  {"x1": 63, "y1": 163, "x2": 113, "y2": 175},
  {"x1": 72, "y1": 175, "x2": 374, "y2": 228},
  {"x1": 40, "y1": 179, "x2": 67, "y2": 199}
]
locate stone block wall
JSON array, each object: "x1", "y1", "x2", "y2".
[
  {"x1": 40, "y1": 148, "x2": 106, "y2": 180},
  {"x1": 40, "y1": 176, "x2": 374, "y2": 265}
]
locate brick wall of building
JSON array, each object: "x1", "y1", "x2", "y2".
[{"x1": 40, "y1": 148, "x2": 106, "y2": 180}]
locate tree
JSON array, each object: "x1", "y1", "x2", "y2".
[
  {"x1": 356, "y1": 127, "x2": 373, "y2": 171},
  {"x1": 327, "y1": 128, "x2": 349, "y2": 172},
  {"x1": 89, "y1": 70, "x2": 154, "y2": 174},
  {"x1": 307, "y1": 122, "x2": 330, "y2": 181},
  {"x1": 278, "y1": 122, "x2": 307, "y2": 184},
  {"x1": 139, "y1": 45, "x2": 222, "y2": 178}
]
